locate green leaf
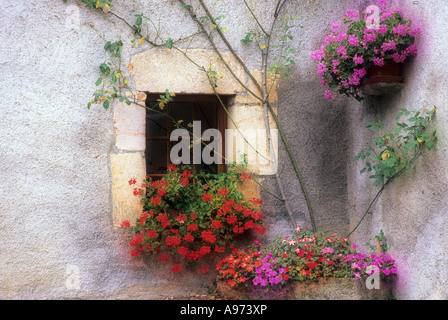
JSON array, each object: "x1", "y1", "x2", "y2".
[
  {"x1": 135, "y1": 14, "x2": 143, "y2": 26},
  {"x1": 95, "y1": 78, "x2": 103, "y2": 86},
  {"x1": 103, "y1": 100, "x2": 110, "y2": 110},
  {"x1": 166, "y1": 38, "x2": 173, "y2": 49}
]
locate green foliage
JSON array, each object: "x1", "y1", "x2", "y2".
[
  {"x1": 62, "y1": 0, "x2": 112, "y2": 12},
  {"x1": 87, "y1": 40, "x2": 131, "y2": 109},
  {"x1": 366, "y1": 229, "x2": 388, "y2": 253},
  {"x1": 355, "y1": 107, "x2": 437, "y2": 187},
  {"x1": 268, "y1": 14, "x2": 301, "y2": 79}
]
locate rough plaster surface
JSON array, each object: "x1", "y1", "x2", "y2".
[
  {"x1": 345, "y1": 0, "x2": 448, "y2": 300},
  {"x1": 0, "y1": 0, "x2": 446, "y2": 300}
]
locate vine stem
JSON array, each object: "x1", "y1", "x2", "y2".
[
  {"x1": 191, "y1": 0, "x2": 315, "y2": 231},
  {"x1": 260, "y1": 9, "x2": 296, "y2": 229},
  {"x1": 102, "y1": 7, "x2": 283, "y2": 201},
  {"x1": 104, "y1": 1, "x2": 314, "y2": 230},
  {"x1": 346, "y1": 150, "x2": 421, "y2": 238},
  {"x1": 131, "y1": 98, "x2": 284, "y2": 201}
]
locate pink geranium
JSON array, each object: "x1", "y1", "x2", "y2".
[{"x1": 311, "y1": 1, "x2": 419, "y2": 100}]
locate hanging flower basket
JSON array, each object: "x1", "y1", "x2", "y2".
[
  {"x1": 310, "y1": 0, "x2": 420, "y2": 101},
  {"x1": 363, "y1": 61, "x2": 403, "y2": 85},
  {"x1": 361, "y1": 60, "x2": 405, "y2": 96}
]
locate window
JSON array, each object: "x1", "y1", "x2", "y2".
[{"x1": 145, "y1": 94, "x2": 227, "y2": 179}]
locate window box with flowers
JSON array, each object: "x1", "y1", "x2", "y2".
[
  {"x1": 311, "y1": 0, "x2": 420, "y2": 101},
  {"x1": 215, "y1": 227, "x2": 397, "y2": 300},
  {"x1": 121, "y1": 164, "x2": 266, "y2": 274}
]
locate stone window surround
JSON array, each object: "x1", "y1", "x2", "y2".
[{"x1": 111, "y1": 48, "x2": 278, "y2": 227}]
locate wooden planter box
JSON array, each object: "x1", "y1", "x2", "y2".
[
  {"x1": 362, "y1": 61, "x2": 405, "y2": 96},
  {"x1": 217, "y1": 277, "x2": 394, "y2": 300}
]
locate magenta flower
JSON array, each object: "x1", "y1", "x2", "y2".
[
  {"x1": 348, "y1": 34, "x2": 359, "y2": 46},
  {"x1": 393, "y1": 24, "x2": 408, "y2": 37},
  {"x1": 331, "y1": 23, "x2": 340, "y2": 32},
  {"x1": 335, "y1": 32, "x2": 348, "y2": 42},
  {"x1": 344, "y1": 9, "x2": 360, "y2": 21},
  {"x1": 373, "y1": 57, "x2": 384, "y2": 66},
  {"x1": 406, "y1": 44, "x2": 418, "y2": 56},
  {"x1": 324, "y1": 90, "x2": 333, "y2": 100},
  {"x1": 377, "y1": 24, "x2": 388, "y2": 34},
  {"x1": 363, "y1": 30, "x2": 377, "y2": 43},
  {"x1": 317, "y1": 61, "x2": 328, "y2": 76},
  {"x1": 381, "y1": 40, "x2": 396, "y2": 52},
  {"x1": 381, "y1": 11, "x2": 394, "y2": 21},
  {"x1": 353, "y1": 55, "x2": 364, "y2": 65},
  {"x1": 409, "y1": 27, "x2": 421, "y2": 37},
  {"x1": 337, "y1": 46, "x2": 348, "y2": 58}
]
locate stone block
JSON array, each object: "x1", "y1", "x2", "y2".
[
  {"x1": 131, "y1": 48, "x2": 245, "y2": 95},
  {"x1": 110, "y1": 153, "x2": 146, "y2": 226},
  {"x1": 114, "y1": 102, "x2": 146, "y2": 151}
]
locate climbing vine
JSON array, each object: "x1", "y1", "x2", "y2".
[{"x1": 63, "y1": 0, "x2": 317, "y2": 232}]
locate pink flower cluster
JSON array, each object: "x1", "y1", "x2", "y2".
[
  {"x1": 311, "y1": 0, "x2": 420, "y2": 101},
  {"x1": 344, "y1": 252, "x2": 398, "y2": 278}
]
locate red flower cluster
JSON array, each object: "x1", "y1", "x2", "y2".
[
  {"x1": 122, "y1": 167, "x2": 266, "y2": 274},
  {"x1": 216, "y1": 248, "x2": 262, "y2": 288}
]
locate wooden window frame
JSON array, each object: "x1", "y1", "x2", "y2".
[{"x1": 145, "y1": 94, "x2": 228, "y2": 180}]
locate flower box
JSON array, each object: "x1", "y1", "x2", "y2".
[
  {"x1": 361, "y1": 61, "x2": 405, "y2": 96},
  {"x1": 310, "y1": 2, "x2": 419, "y2": 101},
  {"x1": 217, "y1": 277, "x2": 394, "y2": 300}
]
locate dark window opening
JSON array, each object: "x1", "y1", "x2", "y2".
[{"x1": 145, "y1": 94, "x2": 228, "y2": 179}]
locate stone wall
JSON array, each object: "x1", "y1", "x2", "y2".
[
  {"x1": 345, "y1": 0, "x2": 448, "y2": 300},
  {"x1": 0, "y1": 0, "x2": 446, "y2": 300}
]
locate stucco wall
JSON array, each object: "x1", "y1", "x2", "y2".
[
  {"x1": 0, "y1": 0, "x2": 446, "y2": 300},
  {"x1": 345, "y1": 0, "x2": 448, "y2": 300}
]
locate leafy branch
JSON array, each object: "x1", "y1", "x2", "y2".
[{"x1": 347, "y1": 107, "x2": 437, "y2": 237}]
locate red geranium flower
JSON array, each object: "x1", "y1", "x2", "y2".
[
  {"x1": 198, "y1": 265, "x2": 209, "y2": 274},
  {"x1": 172, "y1": 264, "x2": 182, "y2": 273},
  {"x1": 187, "y1": 223, "x2": 198, "y2": 232},
  {"x1": 158, "y1": 254, "x2": 170, "y2": 261},
  {"x1": 181, "y1": 170, "x2": 192, "y2": 179},
  {"x1": 240, "y1": 173, "x2": 252, "y2": 180},
  {"x1": 183, "y1": 233, "x2": 194, "y2": 243},
  {"x1": 120, "y1": 220, "x2": 130, "y2": 228},
  {"x1": 176, "y1": 213, "x2": 187, "y2": 224},
  {"x1": 199, "y1": 246, "x2": 211, "y2": 255},
  {"x1": 151, "y1": 196, "x2": 162, "y2": 205},
  {"x1": 307, "y1": 261, "x2": 318, "y2": 270},
  {"x1": 201, "y1": 230, "x2": 216, "y2": 244},
  {"x1": 180, "y1": 178, "x2": 190, "y2": 186},
  {"x1": 211, "y1": 219, "x2": 223, "y2": 229},
  {"x1": 146, "y1": 230, "x2": 158, "y2": 238},
  {"x1": 202, "y1": 193, "x2": 213, "y2": 202},
  {"x1": 217, "y1": 188, "x2": 228, "y2": 196},
  {"x1": 249, "y1": 198, "x2": 263, "y2": 205},
  {"x1": 226, "y1": 215, "x2": 238, "y2": 225}
]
